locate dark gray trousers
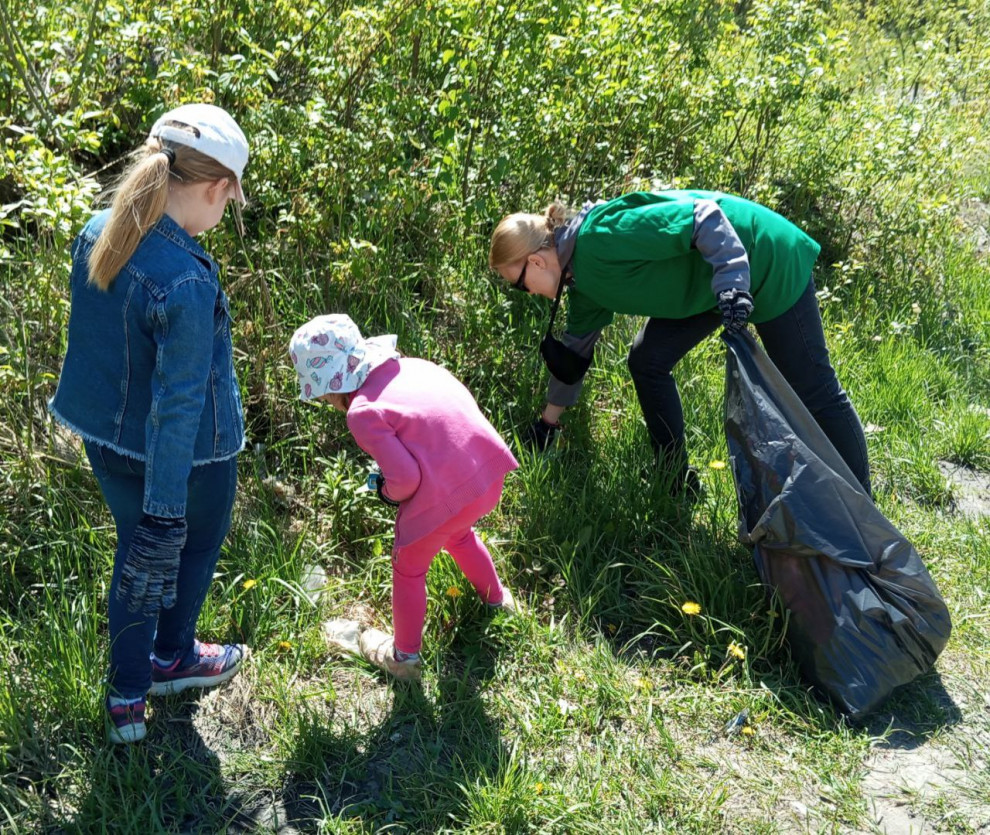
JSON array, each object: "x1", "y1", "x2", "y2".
[{"x1": 627, "y1": 279, "x2": 871, "y2": 494}]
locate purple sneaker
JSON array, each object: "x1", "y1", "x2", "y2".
[
  {"x1": 107, "y1": 697, "x2": 146, "y2": 744},
  {"x1": 149, "y1": 640, "x2": 247, "y2": 696}
]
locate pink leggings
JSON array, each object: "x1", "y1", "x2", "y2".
[{"x1": 391, "y1": 479, "x2": 506, "y2": 654}]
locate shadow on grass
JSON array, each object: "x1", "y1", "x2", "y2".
[
  {"x1": 857, "y1": 669, "x2": 963, "y2": 748},
  {"x1": 279, "y1": 633, "x2": 506, "y2": 831},
  {"x1": 58, "y1": 696, "x2": 261, "y2": 833},
  {"x1": 538, "y1": 445, "x2": 965, "y2": 744}
]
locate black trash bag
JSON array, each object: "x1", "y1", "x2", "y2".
[{"x1": 722, "y1": 330, "x2": 951, "y2": 717}]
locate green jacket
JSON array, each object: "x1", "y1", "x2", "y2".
[{"x1": 566, "y1": 190, "x2": 821, "y2": 334}]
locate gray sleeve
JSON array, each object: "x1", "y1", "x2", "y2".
[
  {"x1": 692, "y1": 199, "x2": 751, "y2": 296},
  {"x1": 546, "y1": 330, "x2": 601, "y2": 407}
]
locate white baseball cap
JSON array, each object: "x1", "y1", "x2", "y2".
[
  {"x1": 150, "y1": 103, "x2": 249, "y2": 204},
  {"x1": 289, "y1": 314, "x2": 399, "y2": 401}
]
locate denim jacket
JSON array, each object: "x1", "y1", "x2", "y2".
[{"x1": 49, "y1": 209, "x2": 245, "y2": 518}]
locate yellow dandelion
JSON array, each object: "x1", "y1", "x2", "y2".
[
  {"x1": 277, "y1": 640, "x2": 293, "y2": 651},
  {"x1": 534, "y1": 782, "x2": 545, "y2": 795},
  {"x1": 242, "y1": 579, "x2": 258, "y2": 591},
  {"x1": 728, "y1": 641, "x2": 746, "y2": 660},
  {"x1": 741, "y1": 725, "x2": 756, "y2": 737},
  {"x1": 708, "y1": 460, "x2": 727, "y2": 470},
  {"x1": 681, "y1": 601, "x2": 702, "y2": 616},
  {"x1": 445, "y1": 586, "x2": 463, "y2": 598}
]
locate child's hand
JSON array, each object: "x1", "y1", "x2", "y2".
[{"x1": 368, "y1": 472, "x2": 400, "y2": 506}]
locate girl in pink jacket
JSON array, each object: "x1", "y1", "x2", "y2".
[{"x1": 289, "y1": 314, "x2": 519, "y2": 680}]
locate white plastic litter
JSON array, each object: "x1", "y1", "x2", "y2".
[
  {"x1": 323, "y1": 618, "x2": 363, "y2": 655},
  {"x1": 301, "y1": 564, "x2": 328, "y2": 605}
]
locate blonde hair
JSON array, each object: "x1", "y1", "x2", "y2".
[
  {"x1": 488, "y1": 202, "x2": 569, "y2": 270},
  {"x1": 88, "y1": 123, "x2": 242, "y2": 290}
]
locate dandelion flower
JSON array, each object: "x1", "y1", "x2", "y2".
[
  {"x1": 708, "y1": 460, "x2": 727, "y2": 470},
  {"x1": 277, "y1": 640, "x2": 293, "y2": 651},
  {"x1": 681, "y1": 601, "x2": 702, "y2": 616},
  {"x1": 728, "y1": 641, "x2": 746, "y2": 660},
  {"x1": 741, "y1": 725, "x2": 756, "y2": 737},
  {"x1": 445, "y1": 586, "x2": 463, "y2": 598},
  {"x1": 242, "y1": 579, "x2": 258, "y2": 591},
  {"x1": 534, "y1": 782, "x2": 545, "y2": 795}
]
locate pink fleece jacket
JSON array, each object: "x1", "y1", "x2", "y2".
[{"x1": 346, "y1": 357, "x2": 518, "y2": 548}]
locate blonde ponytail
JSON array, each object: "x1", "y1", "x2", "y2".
[
  {"x1": 544, "y1": 202, "x2": 568, "y2": 235},
  {"x1": 88, "y1": 140, "x2": 171, "y2": 290}
]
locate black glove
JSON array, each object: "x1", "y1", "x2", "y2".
[
  {"x1": 116, "y1": 514, "x2": 187, "y2": 615},
  {"x1": 523, "y1": 416, "x2": 560, "y2": 451},
  {"x1": 717, "y1": 289, "x2": 755, "y2": 332},
  {"x1": 368, "y1": 473, "x2": 400, "y2": 506}
]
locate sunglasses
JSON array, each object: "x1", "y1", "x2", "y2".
[{"x1": 509, "y1": 259, "x2": 531, "y2": 293}]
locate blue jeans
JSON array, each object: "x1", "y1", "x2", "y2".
[
  {"x1": 85, "y1": 442, "x2": 238, "y2": 699},
  {"x1": 627, "y1": 279, "x2": 871, "y2": 494}
]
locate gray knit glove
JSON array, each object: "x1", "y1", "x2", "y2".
[
  {"x1": 116, "y1": 514, "x2": 187, "y2": 615},
  {"x1": 717, "y1": 289, "x2": 755, "y2": 332}
]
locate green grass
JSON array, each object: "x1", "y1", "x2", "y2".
[{"x1": 4, "y1": 293, "x2": 989, "y2": 831}]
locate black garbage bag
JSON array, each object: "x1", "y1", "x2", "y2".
[{"x1": 723, "y1": 330, "x2": 951, "y2": 717}]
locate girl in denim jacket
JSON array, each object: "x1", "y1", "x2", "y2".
[{"x1": 50, "y1": 104, "x2": 250, "y2": 743}]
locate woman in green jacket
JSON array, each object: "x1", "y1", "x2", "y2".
[{"x1": 489, "y1": 190, "x2": 871, "y2": 496}]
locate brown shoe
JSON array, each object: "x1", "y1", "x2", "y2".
[
  {"x1": 489, "y1": 586, "x2": 521, "y2": 615},
  {"x1": 358, "y1": 629, "x2": 422, "y2": 681}
]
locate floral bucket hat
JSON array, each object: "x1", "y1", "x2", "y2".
[{"x1": 289, "y1": 314, "x2": 399, "y2": 401}]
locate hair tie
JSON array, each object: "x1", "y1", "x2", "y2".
[{"x1": 160, "y1": 147, "x2": 176, "y2": 167}]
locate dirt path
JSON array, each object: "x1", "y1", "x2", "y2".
[
  {"x1": 858, "y1": 464, "x2": 989, "y2": 834},
  {"x1": 857, "y1": 667, "x2": 989, "y2": 834}
]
